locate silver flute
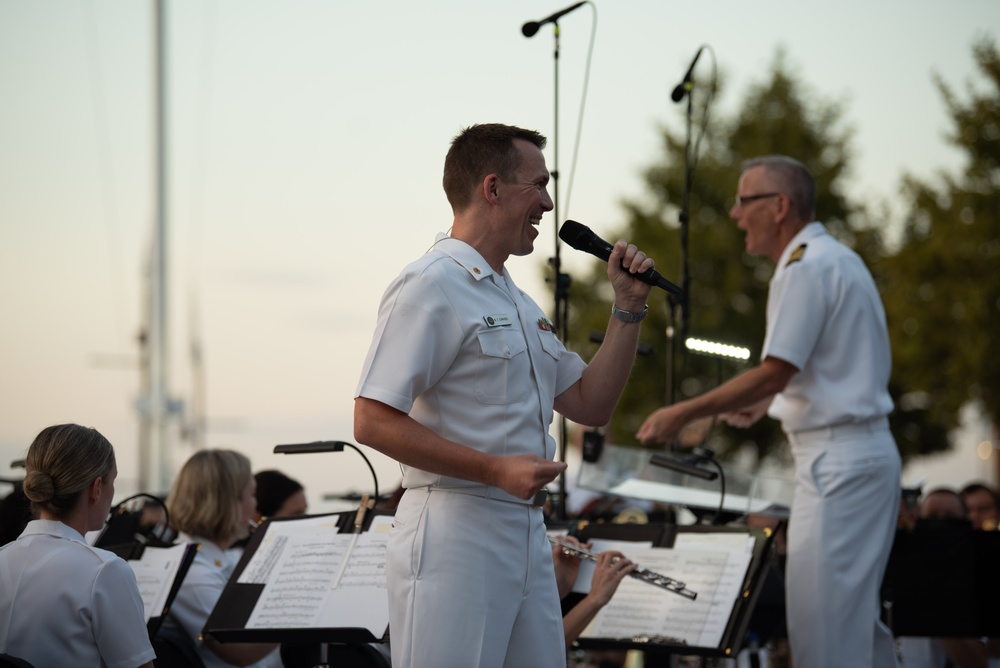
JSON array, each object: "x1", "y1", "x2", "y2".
[{"x1": 548, "y1": 535, "x2": 697, "y2": 600}]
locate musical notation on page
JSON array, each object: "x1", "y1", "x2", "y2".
[
  {"x1": 128, "y1": 542, "x2": 193, "y2": 623},
  {"x1": 577, "y1": 533, "x2": 756, "y2": 648},
  {"x1": 238, "y1": 514, "x2": 393, "y2": 635}
]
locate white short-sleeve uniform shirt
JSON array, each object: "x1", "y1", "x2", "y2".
[
  {"x1": 0, "y1": 519, "x2": 156, "y2": 668},
  {"x1": 356, "y1": 234, "x2": 587, "y2": 500},
  {"x1": 160, "y1": 535, "x2": 281, "y2": 668},
  {"x1": 764, "y1": 222, "x2": 894, "y2": 431}
]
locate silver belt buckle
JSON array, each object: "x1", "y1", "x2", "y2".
[{"x1": 532, "y1": 489, "x2": 549, "y2": 508}]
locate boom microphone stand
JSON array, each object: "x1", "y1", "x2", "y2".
[
  {"x1": 522, "y1": 1, "x2": 587, "y2": 520},
  {"x1": 667, "y1": 46, "x2": 706, "y2": 408}
]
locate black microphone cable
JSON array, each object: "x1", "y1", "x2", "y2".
[
  {"x1": 561, "y1": 2, "x2": 598, "y2": 222},
  {"x1": 519, "y1": 2, "x2": 598, "y2": 225}
]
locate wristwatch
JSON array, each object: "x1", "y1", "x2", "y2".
[{"x1": 611, "y1": 304, "x2": 649, "y2": 323}]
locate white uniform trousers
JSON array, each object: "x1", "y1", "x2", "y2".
[
  {"x1": 388, "y1": 487, "x2": 566, "y2": 668},
  {"x1": 786, "y1": 418, "x2": 901, "y2": 668}
]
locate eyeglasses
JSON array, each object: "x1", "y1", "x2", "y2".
[{"x1": 734, "y1": 192, "x2": 781, "y2": 208}]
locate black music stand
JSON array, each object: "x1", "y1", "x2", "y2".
[
  {"x1": 202, "y1": 509, "x2": 393, "y2": 656},
  {"x1": 130, "y1": 542, "x2": 198, "y2": 638},
  {"x1": 563, "y1": 521, "x2": 776, "y2": 658}
]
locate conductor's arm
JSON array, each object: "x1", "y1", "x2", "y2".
[{"x1": 636, "y1": 356, "x2": 797, "y2": 446}]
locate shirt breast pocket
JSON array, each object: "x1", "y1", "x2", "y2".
[
  {"x1": 475, "y1": 328, "x2": 529, "y2": 405},
  {"x1": 536, "y1": 329, "x2": 562, "y2": 361}
]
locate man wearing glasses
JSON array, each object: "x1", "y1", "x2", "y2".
[{"x1": 636, "y1": 155, "x2": 900, "y2": 668}]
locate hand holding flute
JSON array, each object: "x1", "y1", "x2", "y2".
[
  {"x1": 551, "y1": 535, "x2": 638, "y2": 647},
  {"x1": 549, "y1": 535, "x2": 697, "y2": 600},
  {"x1": 551, "y1": 535, "x2": 636, "y2": 600}
]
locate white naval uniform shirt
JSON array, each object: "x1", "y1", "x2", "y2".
[
  {"x1": 763, "y1": 222, "x2": 894, "y2": 432},
  {"x1": 0, "y1": 519, "x2": 156, "y2": 668},
  {"x1": 160, "y1": 535, "x2": 281, "y2": 668},
  {"x1": 356, "y1": 233, "x2": 587, "y2": 500}
]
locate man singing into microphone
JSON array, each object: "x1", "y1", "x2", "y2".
[
  {"x1": 354, "y1": 123, "x2": 654, "y2": 668},
  {"x1": 637, "y1": 155, "x2": 900, "y2": 668}
]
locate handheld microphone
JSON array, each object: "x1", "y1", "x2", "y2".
[
  {"x1": 558, "y1": 220, "x2": 682, "y2": 296},
  {"x1": 671, "y1": 46, "x2": 705, "y2": 103},
  {"x1": 522, "y1": 1, "x2": 587, "y2": 37}
]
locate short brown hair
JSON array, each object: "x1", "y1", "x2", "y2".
[
  {"x1": 168, "y1": 449, "x2": 252, "y2": 544},
  {"x1": 22, "y1": 424, "x2": 116, "y2": 519},
  {"x1": 443, "y1": 123, "x2": 547, "y2": 213}
]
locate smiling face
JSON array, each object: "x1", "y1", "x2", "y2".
[{"x1": 495, "y1": 138, "x2": 553, "y2": 260}]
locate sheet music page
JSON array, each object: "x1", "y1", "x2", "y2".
[
  {"x1": 128, "y1": 542, "x2": 191, "y2": 622},
  {"x1": 242, "y1": 514, "x2": 391, "y2": 636},
  {"x1": 238, "y1": 515, "x2": 342, "y2": 585},
  {"x1": 313, "y1": 525, "x2": 390, "y2": 634},
  {"x1": 580, "y1": 533, "x2": 756, "y2": 648}
]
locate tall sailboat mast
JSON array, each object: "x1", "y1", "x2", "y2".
[{"x1": 140, "y1": 0, "x2": 172, "y2": 495}]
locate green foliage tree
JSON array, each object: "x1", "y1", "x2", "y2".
[
  {"x1": 877, "y1": 37, "x2": 1000, "y2": 450},
  {"x1": 558, "y1": 51, "x2": 867, "y2": 462}
]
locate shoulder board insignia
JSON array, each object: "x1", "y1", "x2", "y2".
[{"x1": 786, "y1": 243, "x2": 808, "y2": 267}]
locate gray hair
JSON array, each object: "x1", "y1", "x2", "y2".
[{"x1": 742, "y1": 155, "x2": 816, "y2": 221}]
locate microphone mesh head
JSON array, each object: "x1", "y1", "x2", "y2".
[
  {"x1": 558, "y1": 220, "x2": 587, "y2": 248},
  {"x1": 522, "y1": 22, "x2": 540, "y2": 37}
]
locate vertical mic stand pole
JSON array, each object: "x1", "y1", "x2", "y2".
[
  {"x1": 548, "y1": 21, "x2": 571, "y2": 521},
  {"x1": 668, "y1": 87, "x2": 695, "y2": 415},
  {"x1": 679, "y1": 90, "x2": 694, "y2": 352}
]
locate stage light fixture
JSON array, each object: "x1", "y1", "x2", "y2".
[{"x1": 685, "y1": 337, "x2": 751, "y2": 361}]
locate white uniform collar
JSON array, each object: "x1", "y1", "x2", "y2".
[
  {"x1": 21, "y1": 518, "x2": 87, "y2": 544},
  {"x1": 430, "y1": 233, "x2": 498, "y2": 282},
  {"x1": 178, "y1": 532, "x2": 240, "y2": 569}
]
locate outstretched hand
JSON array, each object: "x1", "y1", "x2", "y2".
[{"x1": 635, "y1": 404, "x2": 690, "y2": 446}]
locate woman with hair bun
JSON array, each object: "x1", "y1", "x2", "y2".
[
  {"x1": 0, "y1": 423, "x2": 155, "y2": 668},
  {"x1": 162, "y1": 449, "x2": 279, "y2": 668}
]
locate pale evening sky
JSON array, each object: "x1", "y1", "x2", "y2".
[{"x1": 1, "y1": 0, "x2": 997, "y2": 507}]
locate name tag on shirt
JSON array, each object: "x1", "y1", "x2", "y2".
[{"x1": 483, "y1": 313, "x2": 513, "y2": 327}]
